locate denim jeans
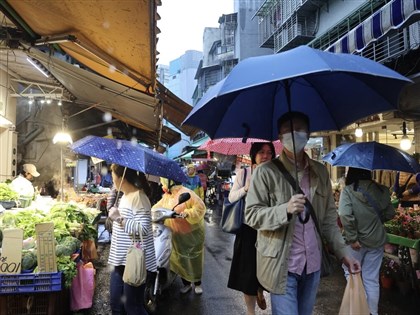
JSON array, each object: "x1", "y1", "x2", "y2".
[
  {"x1": 110, "y1": 266, "x2": 148, "y2": 315},
  {"x1": 343, "y1": 246, "x2": 383, "y2": 315},
  {"x1": 271, "y1": 267, "x2": 321, "y2": 315}
]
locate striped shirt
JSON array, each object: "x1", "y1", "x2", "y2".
[{"x1": 108, "y1": 190, "x2": 157, "y2": 272}]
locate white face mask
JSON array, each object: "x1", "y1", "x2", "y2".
[{"x1": 281, "y1": 131, "x2": 308, "y2": 153}]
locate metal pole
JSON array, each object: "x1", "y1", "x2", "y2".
[{"x1": 61, "y1": 146, "x2": 64, "y2": 201}]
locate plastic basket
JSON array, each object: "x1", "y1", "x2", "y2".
[
  {"x1": 0, "y1": 272, "x2": 62, "y2": 294},
  {"x1": 17, "y1": 197, "x2": 32, "y2": 208},
  {"x1": 0, "y1": 201, "x2": 16, "y2": 209}
]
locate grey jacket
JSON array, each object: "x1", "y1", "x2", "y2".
[
  {"x1": 338, "y1": 180, "x2": 395, "y2": 248},
  {"x1": 245, "y1": 153, "x2": 348, "y2": 294}
]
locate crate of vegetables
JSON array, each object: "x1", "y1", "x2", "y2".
[{"x1": 0, "y1": 272, "x2": 62, "y2": 294}]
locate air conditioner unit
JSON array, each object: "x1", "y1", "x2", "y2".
[{"x1": 0, "y1": 129, "x2": 18, "y2": 181}]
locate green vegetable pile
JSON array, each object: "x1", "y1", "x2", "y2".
[
  {"x1": 57, "y1": 256, "x2": 78, "y2": 288},
  {"x1": 21, "y1": 250, "x2": 37, "y2": 270},
  {"x1": 0, "y1": 183, "x2": 19, "y2": 201},
  {"x1": 0, "y1": 202, "x2": 100, "y2": 241},
  {"x1": 56, "y1": 236, "x2": 81, "y2": 257}
]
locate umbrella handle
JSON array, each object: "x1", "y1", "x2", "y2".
[{"x1": 115, "y1": 167, "x2": 127, "y2": 204}]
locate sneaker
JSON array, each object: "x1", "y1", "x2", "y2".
[
  {"x1": 180, "y1": 284, "x2": 192, "y2": 294},
  {"x1": 194, "y1": 285, "x2": 203, "y2": 295}
]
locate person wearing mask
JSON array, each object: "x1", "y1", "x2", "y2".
[
  {"x1": 10, "y1": 163, "x2": 40, "y2": 200},
  {"x1": 227, "y1": 142, "x2": 276, "y2": 315},
  {"x1": 339, "y1": 167, "x2": 395, "y2": 315},
  {"x1": 183, "y1": 164, "x2": 204, "y2": 200},
  {"x1": 107, "y1": 164, "x2": 156, "y2": 315},
  {"x1": 153, "y1": 178, "x2": 206, "y2": 295},
  {"x1": 245, "y1": 111, "x2": 360, "y2": 315}
]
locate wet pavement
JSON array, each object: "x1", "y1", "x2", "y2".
[{"x1": 89, "y1": 203, "x2": 419, "y2": 315}]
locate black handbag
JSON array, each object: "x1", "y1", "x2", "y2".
[
  {"x1": 220, "y1": 168, "x2": 247, "y2": 234},
  {"x1": 272, "y1": 159, "x2": 334, "y2": 277}
]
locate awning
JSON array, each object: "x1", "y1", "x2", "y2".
[
  {"x1": 24, "y1": 48, "x2": 181, "y2": 147},
  {"x1": 173, "y1": 137, "x2": 209, "y2": 161},
  {"x1": 4, "y1": 0, "x2": 157, "y2": 94},
  {"x1": 327, "y1": 0, "x2": 420, "y2": 54},
  {"x1": 0, "y1": 0, "x2": 199, "y2": 138}
]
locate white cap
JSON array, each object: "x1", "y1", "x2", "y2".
[{"x1": 23, "y1": 164, "x2": 40, "y2": 177}]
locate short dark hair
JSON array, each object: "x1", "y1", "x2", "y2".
[
  {"x1": 249, "y1": 142, "x2": 276, "y2": 165},
  {"x1": 277, "y1": 111, "x2": 310, "y2": 133},
  {"x1": 345, "y1": 167, "x2": 373, "y2": 191},
  {"x1": 111, "y1": 164, "x2": 151, "y2": 197}
]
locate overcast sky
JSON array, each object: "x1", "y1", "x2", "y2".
[{"x1": 157, "y1": 0, "x2": 234, "y2": 65}]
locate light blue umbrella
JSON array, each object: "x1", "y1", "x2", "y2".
[
  {"x1": 183, "y1": 45, "x2": 411, "y2": 140},
  {"x1": 70, "y1": 136, "x2": 187, "y2": 182},
  {"x1": 322, "y1": 141, "x2": 420, "y2": 173}
]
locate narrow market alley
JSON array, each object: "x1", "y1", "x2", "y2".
[{"x1": 87, "y1": 204, "x2": 419, "y2": 315}]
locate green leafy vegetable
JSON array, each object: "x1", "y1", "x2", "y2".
[
  {"x1": 0, "y1": 183, "x2": 19, "y2": 201},
  {"x1": 57, "y1": 255, "x2": 77, "y2": 288}
]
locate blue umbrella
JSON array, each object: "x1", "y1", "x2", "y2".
[
  {"x1": 70, "y1": 135, "x2": 187, "y2": 183},
  {"x1": 183, "y1": 45, "x2": 411, "y2": 140},
  {"x1": 322, "y1": 141, "x2": 420, "y2": 173}
]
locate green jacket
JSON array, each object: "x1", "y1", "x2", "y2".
[
  {"x1": 245, "y1": 153, "x2": 348, "y2": 294},
  {"x1": 338, "y1": 180, "x2": 395, "y2": 248}
]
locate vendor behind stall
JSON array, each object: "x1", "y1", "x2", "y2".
[
  {"x1": 10, "y1": 163, "x2": 40, "y2": 200},
  {"x1": 393, "y1": 171, "x2": 420, "y2": 206}
]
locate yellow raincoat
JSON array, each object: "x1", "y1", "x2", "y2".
[
  {"x1": 183, "y1": 165, "x2": 205, "y2": 200},
  {"x1": 152, "y1": 183, "x2": 206, "y2": 282}
]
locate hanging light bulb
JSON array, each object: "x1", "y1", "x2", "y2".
[
  {"x1": 28, "y1": 97, "x2": 34, "y2": 105},
  {"x1": 53, "y1": 131, "x2": 73, "y2": 144},
  {"x1": 355, "y1": 124, "x2": 363, "y2": 138},
  {"x1": 400, "y1": 122, "x2": 412, "y2": 151},
  {"x1": 57, "y1": 100, "x2": 62, "y2": 106}
]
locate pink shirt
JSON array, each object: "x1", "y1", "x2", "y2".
[{"x1": 287, "y1": 158, "x2": 321, "y2": 275}]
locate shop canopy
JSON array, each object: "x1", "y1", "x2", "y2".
[
  {"x1": 327, "y1": 0, "x2": 420, "y2": 54},
  {"x1": 0, "y1": 0, "x2": 198, "y2": 146}
]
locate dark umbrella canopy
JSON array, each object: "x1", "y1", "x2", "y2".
[
  {"x1": 183, "y1": 46, "x2": 411, "y2": 140},
  {"x1": 70, "y1": 136, "x2": 187, "y2": 182},
  {"x1": 322, "y1": 141, "x2": 420, "y2": 173}
]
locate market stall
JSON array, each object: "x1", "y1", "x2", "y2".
[
  {"x1": 0, "y1": 196, "x2": 101, "y2": 314},
  {"x1": 382, "y1": 205, "x2": 420, "y2": 295}
]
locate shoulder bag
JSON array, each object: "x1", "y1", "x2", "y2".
[
  {"x1": 272, "y1": 159, "x2": 334, "y2": 277},
  {"x1": 220, "y1": 168, "x2": 247, "y2": 234},
  {"x1": 123, "y1": 222, "x2": 147, "y2": 286}
]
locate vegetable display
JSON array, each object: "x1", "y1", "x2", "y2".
[
  {"x1": 0, "y1": 202, "x2": 100, "y2": 288},
  {"x1": 0, "y1": 183, "x2": 19, "y2": 201}
]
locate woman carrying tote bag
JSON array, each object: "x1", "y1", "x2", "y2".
[{"x1": 107, "y1": 164, "x2": 157, "y2": 315}]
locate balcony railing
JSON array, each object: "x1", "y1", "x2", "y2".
[{"x1": 274, "y1": 13, "x2": 316, "y2": 52}]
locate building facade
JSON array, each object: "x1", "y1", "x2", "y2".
[{"x1": 254, "y1": 0, "x2": 420, "y2": 181}]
